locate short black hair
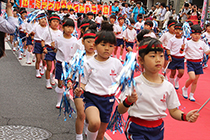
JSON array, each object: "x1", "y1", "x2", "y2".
[
  {"x1": 191, "y1": 24, "x2": 202, "y2": 34},
  {"x1": 62, "y1": 18, "x2": 75, "y2": 27},
  {"x1": 129, "y1": 18, "x2": 135, "y2": 24}
]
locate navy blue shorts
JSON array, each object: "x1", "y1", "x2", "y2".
[
  {"x1": 19, "y1": 32, "x2": 26, "y2": 42},
  {"x1": 33, "y1": 41, "x2": 43, "y2": 54},
  {"x1": 117, "y1": 38, "x2": 124, "y2": 47},
  {"x1": 45, "y1": 47, "x2": 56, "y2": 61},
  {"x1": 187, "y1": 60, "x2": 203, "y2": 75},
  {"x1": 136, "y1": 29, "x2": 140, "y2": 34},
  {"x1": 125, "y1": 117, "x2": 164, "y2": 140},
  {"x1": 26, "y1": 36, "x2": 33, "y2": 46},
  {"x1": 55, "y1": 62, "x2": 63, "y2": 80},
  {"x1": 84, "y1": 91, "x2": 115, "y2": 123},
  {"x1": 164, "y1": 50, "x2": 168, "y2": 61},
  {"x1": 126, "y1": 42, "x2": 134, "y2": 49},
  {"x1": 97, "y1": 23, "x2": 101, "y2": 29},
  {"x1": 168, "y1": 56, "x2": 185, "y2": 70}
]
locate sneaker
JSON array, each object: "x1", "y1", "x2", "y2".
[
  {"x1": 50, "y1": 75, "x2": 55, "y2": 86},
  {"x1": 46, "y1": 84, "x2": 52, "y2": 89},
  {"x1": 174, "y1": 80, "x2": 179, "y2": 90},
  {"x1": 189, "y1": 95, "x2": 195, "y2": 102},
  {"x1": 19, "y1": 57, "x2": 22, "y2": 60},
  {"x1": 13, "y1": 47, "x2": 16, "y2": 51},
  {"x1": 40, "y1": 68, "x2": 45, "y2": 76},
  {"x1": 56, "y1": 103, "x2": 61, "y2": 109},
  {"x1": 203, "y1": 64, "x2": 208, "y2": 69},
  {"x1": 182, "y1": 87, "x2": 188, "y2": 99},
  {"x1": 36, "y1": 74, "x2": 41, "y2": 78},
  {"x1": 26, "y1": 61, "x2": 31, "y2": 64},
  {"x1": 32, "y1": 59, "x2": 36, "y2": 62}
]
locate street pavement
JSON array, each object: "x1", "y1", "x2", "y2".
[{"x1": 0, "y1": 42, "x2": 87, "y2": 140}]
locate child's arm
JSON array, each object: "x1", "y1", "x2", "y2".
[
  {"x1": 74, "y1": 83, "x2": 86, "y2": 97},
  {"x1": 169, "y1": 108, "x2": 199, "y2": 122},
  {"x1": 118, "y1": 90, "x2": 138, "y2": 114}
]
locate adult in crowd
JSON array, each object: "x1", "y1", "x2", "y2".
[
  {"x1": 153, "y1": 2, "x2": 161, "y2": 21},
  {"x1": 162, "y1": 5, "x2": 171, "y2": 29},
  {"x1": 159, "y1": 2, "x2": 166, "y2": 29},
  {"x1": 111, "y1": 1, "x2": 119, "y2": 16},
  {"x1": 187, "y1": 4, "x2": 200, "y2": 25},
  {"x1": 131, "y1": 1, "x2": 145, "y2": 22},
  {"x1": 0, "y1": 0, "x2": 17, "y2": 58},
  {"x1": 121, "y1": 2, "x2": 132, "y2": 18},
  {"x1": 180, "y1": 2, "x2": 191, "y2": 23}
]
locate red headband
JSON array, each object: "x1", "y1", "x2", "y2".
[
  {"x1": 83, "y1": 33, "x2": 96, "y2": 39},
  {"x1": 62, "y1": 22, "x2": 66, "y2": 25},
  {"x1": 49, "y1": 16, "x2": 60, "y2": 21},
  {"x1": 168, "y1": 22, "x2": 176, "y2": 27},
  {"x1": 139, "y1": 44, "x2": 163, "y2": 50},
  {"x1": 80, "y1": 23, "x2": 90, "y2": 28}
]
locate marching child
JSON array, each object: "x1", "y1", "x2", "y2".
[
  {"x1": 41, "y1": 14, "x2": 62, "y2": 89},
  {"x1": 10, "y1": 8, "x2": 19, "y2": 51},
  {"x1": 123, "y1": 18, "x2": 137, "y2": 52},
  {"x1": 113, "y1": 15, "x2": 125, "y2": 61},
  {"x1": 144, "y1": 20, "x2": 156, "y2": 38},
  {"x1": 202, "y1": 23, "x2": 210, "y2": 68},
  {"x1": 159, "y1": 19, "x2": 176, "y2": 79},
  {"x1": 118, "y1": 31, "x2": 199, "y2": 140},
  {"x1": 109, "y1": 15, "x2": 116, "y2": 25},
  {"x1": 75, "y1": 22, "x2": 123, "y2": 140},
  {"x1": 30, "y1": 13, "x2": 48, "y2": 78},
  {"x1": 182, "y1": 25, "x2": 210, "y2": 101},
  {"x1": 18, "y1": 9, "x2": 27, "y2": 60},
  {"x1": 134, "y1": 14, "x2": 144, "y2": 35},
  {"x1": 95, "y1": 11, "x2": 103, "y2": 30},
  {"x1": 53, "y1": 18, "x2": 81, "y2": 108},
  {"x1": 70, "y1": 28, "x2": 97, "y2": 140},
  {"x1": 69, "y1": 8, "x2": 77, "y2": 21},
  {"x1": 166, "y1": 23, "x2": 185, "y2": 90}
]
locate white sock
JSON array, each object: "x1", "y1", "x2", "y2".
[
  {"x1": 84, "y1": 120, "x2": 88, "y2": 135},
  {"x1": 183, "y1": 86, "x2": 188, "y2": 90},
  {"x1": 36, "y1": 69, "x2": 40, "y2": 75},
  {"x1": 87, "y1": 130, "x2": 98, "y2": 140},
  {"x1": 76, "y1": 134, "x2": 83, "y2": 140},
  {"x1": 114, "y1": 55, "x2": 117, "y2": 58},
  {"x1": 18, "y1": 50, "x2": 22, "y2": 58},
  {"x1": 190, "y1": 93, "x2": 194, "y2": 97},
  {"x1": 119, "y1": 55, "x2": 122, "y2": 59},
  {"x1": 26, "y1": 50, "x2": 30, "y2": 62},
  {"x1": 175, "y1": 77, "x2": 180, "y2": 82},
  {"x1": 46, "y1": 79, "x2": 50, "y2": 85},
  {"x1": 169, "y1": 78, "x2": 174, "y2": 85}
]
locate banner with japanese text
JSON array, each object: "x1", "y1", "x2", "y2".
[{"x1": 19, "y1": 0, "x2": 112, "y2": 15}]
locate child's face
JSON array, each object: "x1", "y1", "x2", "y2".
[
  {"x1": 191, "y1": 33, "x2": 201, "y2": 42},
  {"x1": 118, "y1": 19, "x2": 124, "y2": 25},
  {"x1": 138, "y1": 18, "x2": 142, "y2": 22},
  {"x1": 88, "y1": 15, "x2": 93, "y2": 20},
  {"x1": 63, "y1": 10, "x2": 69, "y2": 14},
  {"x1": 83, "y1": 38, "x2": 95, "y2": 54},
  {"x1": 174, "y1": 29, "x2": 183, "y2": 38},
  {"x1": 128, "y1": 24, "x2": 134, "y2": 30},
  {"x1": 138, "y1": 51, "x2": 164, "y2": 73},
  {"x1": 144, "y1": 25, "x2": 152, "y2": 30},
  {"x1": 96, "y1": 41, "x2": 115, "y2": 60},
  {"x1": 21, "y1": 13, "x2": 27, "y2": 19},
  {"x1": 168, "y1": 25, "x2": 175, "y2": 34},
  {"x1": 70, "y1": 11, "x2": 74, "y2": 14},
  {"x1": 39, "y1": 18, "x2": 47, "y2": 26},
  {"x1": 63, "y1": 26, "x2": 74, "y2": 36},
  {"x1": 50, "y1": 19, "x2": 59, "y2": 30},
  {"x1": 206, "y1": 26, "x2": 210, "y2": 32},
  {"x1": 109, "y1": 18, "x2": 115, "y2": 24}
]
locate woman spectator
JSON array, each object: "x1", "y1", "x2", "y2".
[
  {"x1": 162, "y1": 5, "x2": 172, "y2": 29},
  {"x1": 111, "y1": 1, "x2": 119, "y2": 16},
  {"x1": 187, "y1": 5, "x2": 200, "y2": 25},
  {"x1": 131, "y1": 1, "x2": 145, "y2": 22}
]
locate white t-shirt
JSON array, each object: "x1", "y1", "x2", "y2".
[
  {"x1": 120, "y1": 74, "x2": 180, "y2": 121},
  {"x1": 26, "y1": 22, "x2": 38, "y2": 33},
  {"x1": 30, "y1": 24, "x2": 48, "y2": 41},
  {"x1": 95, "y1": 16, "x2": 103, "y2": 24},
  {"x1": 114, "y1": 24, "x2": 124, "y2": 39},
  {"x1": 69, "y1": 14, "x2": 76, "y2": 21},
  {"x1": 55, "y1": 36, "x2": 81, "y2": 62},
  {"x1": 78, "y1": 38, "x2": 85, "y2": 50},
  {"x1": 185, "y1": 40, "x2": 209, "y2": 60},
  {"x1": 19, "y1": 19, "x2": 27, "y2": 32},
  {"x1": 159, "y1": 32, "x2": 174, "y2": 48},
  {"x1": 165, "y1": 36, "x2": 185, "y2": 57},
  {"x1": 81, "y1": 57, "x2": 123, "y2": 96},
  {"x1": 123, "y1": 28, "x2": 137, "y2": 43},
  {"x1": 41, "y1": 28, "x2": 62, "y2": 46},
  {"x1": 13, "y1": 17, "x2": 19, "y2": 27},
  {"x1": 134, "y1": 21, "x2": 144, "y2": 30}
]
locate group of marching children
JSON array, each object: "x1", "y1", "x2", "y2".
[{"x1": 6, "y1": 7, "x2": 205, "y2": 140}]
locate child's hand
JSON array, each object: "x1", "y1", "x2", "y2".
[
  {"x1": 26, "y1": 34, "x2": 29, "y2": 37},
  {"x1": 127, "y1": 89, "x2": 138, "y2": 104},
  {"x1": 186, "y1": 109, "x2": 199, "y2": 122},
  {"x1": 43, "y1": 49, "x2": 48, "y2": 54},
  {"x1": 51, "y1": 41, "x2": 55, "y2": 48},
  {"x1": 53, "y1": 48, "x2": 57, "y2": 53},
  {"x1": 74, "y1": 87, "x2": 84, "y2": 97},
  {"x1": 181, "y1": 44, "x2": 185, "y2": 49},
  {"x1": 168, "y1": 55, "x2": 172, "y2": 62}
]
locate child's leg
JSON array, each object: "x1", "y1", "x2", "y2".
[
  {"x1": 35, "y1": 53, "x2": 42, "y2": 78},
  {"x1": 10, "y1": 35, "x2": 13, "y2": 45},
  {"x1": 55, "y1": 79, "x2": 63, "y2": 108},
  {"x1": 174, "y1": 69, "x2": 184, "y2": 90},
  {"x1": 182, "y1": 71, "x2": 196, "y2": 99},
  {"x1": 85, "y1": 106, "x2": 100, "y2": 140},
  {"x1": 119, "y1": 45, "x2": 124, "y2": 60},
  {"x1": 96, "y1": 122, "x2": 109, "y2": 140},
  {"x1": 189, "y1": 75, "x2": 200, "y2": 101},
  {"x1": 169, "y1": 69, "x2": 176, "y2": 85},
  {"x1": 51, "y1": 60, "x2": 56, "y2": 85},
  {"x1": 26, "y1": 45, "x2": 32, "y2": 64},
  {"x1": 114, "y1": 46, "x2": 118, "y2": 58},
  {"x1": 46, "y1": 60, "x2": 52, "y2": 89},
  {"x1": 74, "y1": 98, "x2": 85, "y2": 140},
  {"x1": 40, "y1": 53, "x2": 46, "y2": 75}
]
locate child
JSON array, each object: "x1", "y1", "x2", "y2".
[
  {"x1": 113, "y1": 15, "x2": 125, "y2": 61},
  {"x1": 30, "y1": 13, "x2": 48, "y2": 78},
  {"x1": 143, "y1": 20, "x2": 156, "y2": 38},
  {"x1": 166, "y1": 23, "x2": 185, "y2": 90},
  {"x1": 69, "y1": 8, "x2": 77, "y2": 21},
  {"x1": 75, "y1": 22, "x2": 123, "y2": 140},
  {"x1": 159, "y1": 19, "x2": 176, "y2": 79},
  {"x1": 182, "y1": 25, "x2": 210, "y2": 101},
  {"x1": 118, "y1": 31, "x2": 199, "y2": 140},
  {"x1": 202, "y1": 23, "x2": 210, "y2": 68},
  {"x1": 41, "y1": 14, "x2": 62, "y2": 89},
  {"x1": 134, "y1": 14, "x2": 144, "y2": 34},
  {"x1": 18, "y1": 9, "x2": 27, "y2": 60},
  {"x1": 86, "y1": 12, "x2": 94, "y2": 21},
  {"x1": 10, "y1": 8, "x2": 19, "y2": 51},
  {"x1": 70, "y1": 28, "x2": 97, "y2": 140},
  {"x1": 53, "y1": 18, "x2": 82, "y2": 108},
  {"x1": 109, "y1": 15, "x2": 116, "y2": 25},
  {"x1": 95, "y1": 11, "x2": 103, "y2": 30},
  {"x1": 152, "y1": 16, "x2": 159, "y2": 34},
  {"x1": 123, "y1": 18, "x2": 137, "y2": 52}
]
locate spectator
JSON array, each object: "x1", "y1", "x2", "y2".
[
  {"x1": 187, "y1": 5, "x2": 200, "y2": 25},
  {"x1": 180, "y1": 2, "x2": 191, "y2": 23},
  {"x1": 122, "y1": 2, "x2": 132, "y2": 18},
  {"x1": 159, "y1": 3, "x2": 166, "y2": 21},
  {"x1": 131, "y1": 1, "x2": 145, "y2": 22},
  {"x1": 111, "y1": 1, "x2": 119, "y2": 16},
  {"x1": 163, "y1": 5, "x2": 172, "y2": 29},
  {"x1": 153, "y1": 2, "x2": 161, "y2": 21}
]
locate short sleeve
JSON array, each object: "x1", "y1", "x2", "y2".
[{"x1": 166, "y1": 85, "x2": 181, "y2": 109}]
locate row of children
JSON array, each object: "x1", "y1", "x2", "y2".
[{"x1": 7, "y1": 8, "x2": 201, "y2": 140}]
